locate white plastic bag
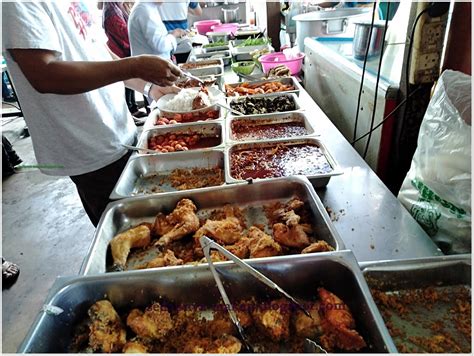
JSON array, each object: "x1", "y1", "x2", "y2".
[{"x1": 398, "y1": 70, "x2": 471, "y2": 254}]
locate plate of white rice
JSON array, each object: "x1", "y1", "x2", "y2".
[{"x1": 157, "y1": 87, "x2": 223, "y2": 114}]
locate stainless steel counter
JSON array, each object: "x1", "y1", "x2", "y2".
[{"x1": 223, "y1": 70, "x2": 443, "y2": 262}]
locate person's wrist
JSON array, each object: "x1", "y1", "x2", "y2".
[{"x1": 143, "y1": 82, "x2": 155, "y2": 101}]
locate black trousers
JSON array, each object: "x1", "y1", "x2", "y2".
[
  {"x1": 70, "y1": 151, "x2": 132, "y2": 227},
  {"x1": 125, "y1": 88, "x2": 138, "y2": 113}
]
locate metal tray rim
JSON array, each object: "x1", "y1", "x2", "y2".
[
  {"x1": 224, "y1": 137, "x2": 343, "y2": 184},
  {"x1": 109, "y1": 148, "x2": 227, "y2": 200},
  {"x1": 79, "y1": 176, "x2": 346, "y2": 275},
  {"x1": 225, "y1": 110, "x2": 319, "y2": 144},
  {"x1": 359, "y1": 253, "x2": 472, "y2": 271},
  {"x1": 224, "y1": 76, "x2": 300, "y2": 98},
  {"x1": 21, "y1": 249, "x2": 397, "y2": 353},
  {"x1": 137, "y1": 121, "x2": 225, "y2": 154}
]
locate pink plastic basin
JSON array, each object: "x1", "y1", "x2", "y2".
[
  {"x1": 259, "y1": 52, "x2": 305, "y2": 75},
  {"x1": 194, "y1": 20, "x2": 221, "y2": 35},
  {"x1": 211, "y1": 23, "x2": 239, "y2": 35}
]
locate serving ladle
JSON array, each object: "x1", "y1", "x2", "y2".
[
  {"x1": 199, "y1": 235, "x2": 327, "y2": 353},
  {"x1": 121, "y1": 144, "x2": 157, "y2": 154},
  {"x1": 215, "y1": 102, "x2": 245, "y2": 116}
]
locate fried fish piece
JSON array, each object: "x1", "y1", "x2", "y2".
[
  {"x1": 318, "y1": 288, "x2": 366, "y2": 351},
  {"x1": 247, "y1": 226, "x2": 282, "y2": 258},
  {"x1": 194, "y1": 205, "x2": 243, "y2": 245},
  {"x1": 110, "y1": 225, "x2": 151, "y2": 267},
  {"x1": 126, "y1": 302, "x2": 173, "y2": 341},
  {"x1": 301, "y1": 240, "x2": 334, "y2": 254},
  {"x1": 293, "y1": 302, "x2": 323, "y2": 338},
  {"x1": 88, "y1": 300, "x2": 126, "y2": 353},
  {"x1": 251, "y1": 299, "x2": 290, "y2": 341},
  {"x1": 153, "y1": 199, "x2": 200, "y2": 246},
  {"x1": 122, "y1": 341, "x2": 148, "y2": 353},
  {"x1": 146, "y1": 249, "x2": 184, "y2": 269}
]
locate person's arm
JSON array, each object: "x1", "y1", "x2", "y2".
[
  {"x1": 8, "y1": 49, "x2": 181, "y2": 94},
  {"x1": 188, "y1": 2, "x2": 202, "y2": 17}
]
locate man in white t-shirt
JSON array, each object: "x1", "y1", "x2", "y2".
[
  {"x1": 128, "y1": 1, "x2": 187, "y2": 60},
  {"x1": 2, "y1": 1, "x2": 182, "y2": 226}
]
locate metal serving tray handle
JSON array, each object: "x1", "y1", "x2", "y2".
[
  {"x1": 226, "y1": 111, "x2": 318, "y2": 144},
  {"x1": 109, "y1": 149, "x2": 227, "y2": 200},
  {"x1": 19, "y1": 250, "x2": 396, "y2": 353},
  {"x1": 136, "y1": 121, "x2": 225, "y2": 154},
  {"x1": 80, "y1": 176, "x2": 345, "y2": 275},
  {"x1": 225, "y1": 137, "x2": 343, "y2": 187},
  {"x1": 224, "y1": 76, "x2": 300, "y2": 97}
]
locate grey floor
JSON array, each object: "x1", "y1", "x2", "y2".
[{"x1": 2, "y1": 115, "x2": 95, "y2": 352}]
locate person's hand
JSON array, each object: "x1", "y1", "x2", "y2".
[
  {"x1": 171, "y1": 29, "x2": 187, "y2": 39},
  {"x1": 131, "y1": 55, "x2": 182, "y2": 86},
  {"x1": 150, "y1": 85, "x2": 181, "y2": 101}
]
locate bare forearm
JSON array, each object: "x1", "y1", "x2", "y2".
[{"x1": 33, "y1": 57, "x2": 135, "y2": 94}]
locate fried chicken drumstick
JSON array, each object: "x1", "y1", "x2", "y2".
[
  {"x1": 110, "y1": 224, "x2": 151, "y2": 268},
  {"x1": 153, "y1": 199, "x2": 200, "y2": 246}
]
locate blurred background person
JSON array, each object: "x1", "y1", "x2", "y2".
[
  {"x1": 158, "y1": 1, "x2": 202, "y2": 63},
  {"x1": 128, "y1": 0, "x2": 186, "y2": 61},
  {"x1": 100, "y1": 1, "x2": 147, "y2": 121}
]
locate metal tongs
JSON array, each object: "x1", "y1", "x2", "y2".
[
  {"x1": 199, "y1": 235, "x2": 327, "y2": 354},
  {"x1": 181, "y1": 70, "x2": 205, "y2": 86}
]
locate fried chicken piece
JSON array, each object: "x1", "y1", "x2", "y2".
[
  {"x1": 251, "y1": 299, "x2": 290, "y2": 341},
  {"x1": 146, "y1": 249, "x2": 184, "y2": 268},
  {"x1": 206, "y1": 309, "x2": 252, "y2": 338},
  {"x1": 184, "y1": 335, "x2": 242, "y2": 354},
  {"x1": 272, "y1": 199, "x2": 305, "y2": 219},
  {"x1": 88, "y1": 300, "x2": 126, "y2": 353},
  {"x1": 272, "y1": 210, "x2": 311, "y2": 249},
  {"x1": 126, "y1": 302, "x2": 173, "y2": 341},
  {"x1": 194, "y1": 205, "x2": 243, "y2": 245},
  {"x1": 318, "y1": 288, "x2": 366, "y2": 351},
  {"x1": 110, "y1": 225, "x2": 151, "y2": 267},
  {"x1": 122, "y1": 341, "x2": 148, "y2": 353},
  {"x1": 225, "y1": 237, "x2": 251, "y2": 259},
  {"x1": 247, "y1": 226, "x2": 282, "y2": 258},
  {"x1": 199, "y1": 250, "x2": 226, "y2": 263},
  {"x1": 301, "y1": 240, "x2": 335, "y2": 254},
  {"x1": 293, "y1": 302, "x2": 323, "y2": 338},
  {"x1": 153, "y1": 199, "x2": 200, "y2": 246}
]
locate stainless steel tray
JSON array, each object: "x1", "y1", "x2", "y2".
[
  {"x1": 137, "y1": 122, "x2": 224, "y2": 153},
  {"x1": 226, "y1": 138, "x2": 342, "y2": 187},
  {"x1": 143, "y1": 106, "x2": 224, "y2": 131},
  {"x1": 360, "y1": 254, "x2": 471, "y2": 353},
  {"x1": 226, "y1": 92, "x2": 303, "y2": 116},
  {"x1": 110, "y1": 150, "x2": 226, "y2": 200},
  {"x1": 80, "y1": 176, "x2": 345, "y2": 275},
  {"x1": 20, "y1": 250, "x2": 396, "y2": 353},
  {"x1": 191, "y1": 50, "x2": 232, "y2": 66},
  {"x1": 179, "y1": 59, "x2": 224, "y2": 77},
  {"x1": 226, "y1": 112, "x2": 317, "y2": 143},
  {"x1": 225, "y1": 76, "x2": 300, "y2": 97}
]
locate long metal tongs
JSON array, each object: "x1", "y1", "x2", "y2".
[{"x1": 199, "y1": 235, "x2": 327, "y2": 354}]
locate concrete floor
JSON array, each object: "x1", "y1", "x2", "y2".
[{"x1": 2, "y1": 116, "x2": 95, "y2": 352}]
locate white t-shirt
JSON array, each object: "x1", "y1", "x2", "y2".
[
  {"x1": 2, "y1": 1, "x2": 137, "y2": 176},
  {"x1": 128, "y1": 1, "x2": 177, "y2": 59}
]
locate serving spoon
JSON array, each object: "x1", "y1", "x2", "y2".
[
  {"x1": 215, "y1": 102, "x2": 245, "y2": 116},
  {"x1": 121, "y1": 144, "x2": 157, "y2": 154}
]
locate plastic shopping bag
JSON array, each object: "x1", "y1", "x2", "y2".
[{"x1": 398, "y1": 70, "x2": 471, "y2": 254}]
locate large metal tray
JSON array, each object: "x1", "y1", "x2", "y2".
[
  {"x1": 80, "y1": 176, "x2": 345, "y2": 275},
  {"x1": 360, "y1": 254, "x2": 471, "y2": 353},
  {"x1": 226, "y1": 92, "x2": 303, "y2": 116},
  {"x1": 110, "y1": 150, "x2": 226, "y2": 200},
  {"x1": 225, "y1": 76, "x2": 300, "y2": 97},
  {"x1": 143, "y1": 106, "x2": 224, "y2": 131},
  {"x1": 179, "y1": 59, "x2": 224, "y2": 77},
  {"x1": 137, "y1": 122, "x2": 224, "y2": 153},
  {"x1": 19, "y1": 250, "x2": 396, "y2": 353},
  {"x1": 226, "y1": 138, "x2": 342, "y2": 187},
  {"x1": 226, "y1": 112, "x2": 317, "y2": 143}
]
